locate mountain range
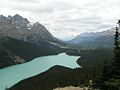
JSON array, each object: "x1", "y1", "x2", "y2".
[
  {"x1": 0, "y1": 14, "x2": 116, "y2": 69},
  {"x1": 0, "y1": 14, "x2": 116, "y2": 51},
  {"x1": 69, "y1": 29, "x2": 116, "y2": 49}
]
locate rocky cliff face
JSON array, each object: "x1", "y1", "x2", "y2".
[{"x1": 0, "y1": 14, "x2": 56, "y2": 45}]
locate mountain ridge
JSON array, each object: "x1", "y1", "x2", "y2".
[{"x1": 69, "y1": 28, "x2": 116, "y2": 49}]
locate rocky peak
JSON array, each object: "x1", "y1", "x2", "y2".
[
  {"x1": 7, "y1": 15, "x2": 12, "y2": 19},
  {"x1": 13, "y1": 14, "x2": 23, "y2": 20},
  {"x1": 0, "y1": 14, "x2": 55, "y2": 45},
  {"x1": 0, "y1": 15, "x2": 5, "y2": 19},
  {"x1": 34, "y1": 22, "x2": 41, "y2": 26},
  {"x1": 31, "y1": 22, "x2": 43, "y2": 30},
  {"x1": 0, "y1": 14, "x2": 30, "y2": 28},
  {"x1": 11, "y1": 14, "x2": 30, "y2": 26},
  {"x1": 0, "y1": 15, "x2": 12, "y2": 28}
]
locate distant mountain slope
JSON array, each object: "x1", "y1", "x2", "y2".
[
  {"x1": 0, "y1": 37, "x2": 63, "y2": 68},
  {"x1": 70, "y1": 29, "x2": 115, "y2": 49}
]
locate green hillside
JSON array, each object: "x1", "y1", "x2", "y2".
[
  {"x1": 77, "y1": 48, "x2": 114, "y2": 67},
  {"x1": 8, "y1": 65, "x2": 95, "y2": 90},
  {"x1": 0, "y1": 37, "x2": 63, "y2": 68}
]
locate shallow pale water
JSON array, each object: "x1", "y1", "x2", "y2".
[{"x1": 0, "y1": 53, "x2": 80, "y2": 90}]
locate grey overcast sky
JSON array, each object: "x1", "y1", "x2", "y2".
[{"x1": 0, "y1": 0, "x2": 120, "y2": 40}]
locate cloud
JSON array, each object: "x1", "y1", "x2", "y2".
[
  {"x1": 11, "y1": 0, "x2": 38, "y2": 3},
  {"x1": 0, "y1": 0, "x2": 120, "y2": 40},
  {"x1": 11, "y1": 0, "x2": 74, "y2": 14}
]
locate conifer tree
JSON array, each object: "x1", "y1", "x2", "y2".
[
  {"x1": 102, "y1": 20, "x2": 120, "y2": 90},
  {"x1": 92, "y1": 20, "x2": 120, "y2": 90},
  {"x1": 112, "y1": 21, "x2": 120, "y2": 77}
]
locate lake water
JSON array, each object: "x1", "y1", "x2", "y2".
[{"x1": 0, "y1": 53, "x2": 80, "y2": 90}]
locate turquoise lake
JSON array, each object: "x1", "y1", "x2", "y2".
[{"x1": 0, "y1": 53, "x2": 80, "y2": 90}]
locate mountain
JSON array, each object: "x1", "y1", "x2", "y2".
[
  {"x1": 69, "y1": 29, "x2": 115, "y2": 49},
  {"x1": 0, "y1": 14, "x2": 58, "y2": 46},
  {"x1": 0, "y1": 14, "x2": 69, "y2": 68}
]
